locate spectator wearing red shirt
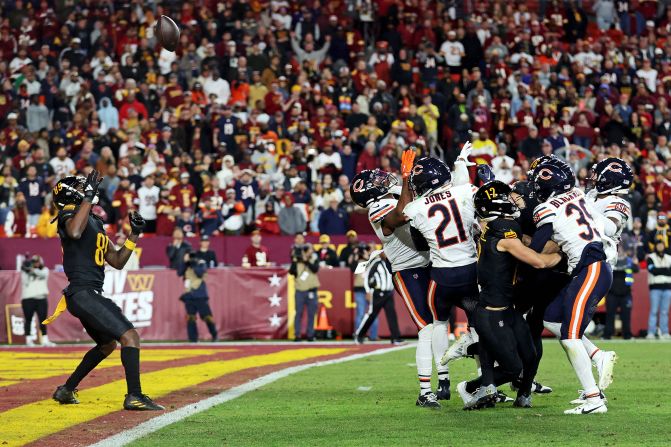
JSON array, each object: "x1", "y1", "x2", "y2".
[
  {"x1": 119, "y1": 91, "x2": 149, "y2": 123},
  {"x1": 111, "y1": 174, "x2": 138, "y2": 226},
  {"x1": 170, "y1": 172, "x2": 197, "y2": 211},
  {"x1": 356, "y1": 142, "x2": 379, "y2": 172},
  {"x1": 243, "y1": 230, "x2": 270, "y2": 267},
  {"x1": 256, "y1": 202, "x2": 281, "y2": 235}
]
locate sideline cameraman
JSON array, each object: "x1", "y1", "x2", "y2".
[
  {"x1": 21, "y1": 255, "x2": 54, "y2": 346},
  {"x1": 289, "y1": 242, "x2": 320, "y2": 341},
  {"x1": 178, "y1": 252, "x2": 218, "y2": 342}
]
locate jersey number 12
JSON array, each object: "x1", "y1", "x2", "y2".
[{"x1": 428, "y1": 200, "x2": 468, "y2": 248}]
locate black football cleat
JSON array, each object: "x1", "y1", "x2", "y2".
[
  {"x1": 513, "y1": 393, "x2": 532, "y2": 408},
  {"x1": 416, "y1": 392, "x2": 441, "y2": 409},
  {"x1": 495, "y1": 391, "x2": 514, "y2": 403},
  {"x1": 436, "y1": 379, "x2": 451, "y2": 400},
  {"x1": 123, "y1": 393, "x2": 165, "y2": 411},
  {"x1": 531, "y1": 381, "x2": 553, "y2": 394},
  {"x1": 53, "y1": 385, "x2": 79, "y2": 404}
]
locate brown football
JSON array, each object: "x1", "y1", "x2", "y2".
[{"x1": 156, "y1": 15, "x2": 180, "y2": 52}]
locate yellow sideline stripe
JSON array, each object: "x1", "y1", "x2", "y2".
[
  {"x1": 0, "y1": 349, "x2": 229, "y2": 387},
  {"x1": 0, "y1": 347, "x2": 347, "y2": 447}
]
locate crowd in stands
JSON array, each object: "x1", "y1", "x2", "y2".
[{"x1": 0, "y1": 0, "x2": 671, "y2": 257}]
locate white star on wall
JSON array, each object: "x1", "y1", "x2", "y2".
[
  {"x1": 268, "y1": 294, "x2": 282, "y2": 307},
  {"x1": 268, "y1": 313, "x2": 282, "y2": 327},
  {"x1": 268, "y1": 273, "x2": 282, "y2": 287}
]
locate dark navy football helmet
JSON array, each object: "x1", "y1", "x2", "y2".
[
  {"x1": 474, "y1": 180, "x2": 519, "y2": 220},
  {"x1": 531, "y1": 163, "x2": 576, "y2": 202},
  {"x1": 588, "y1": 157, "x2": 633, "y2": 194},
  {"x1": 53, "y1": 176, "x2": 86, "y2": 210},
  {"x1": 350, "y1": 169, "x2": 398, "y2": 208},
  {"x1": 409, "y1": 157, "x2": 452, "y2": 197},
  {"x1": 527, "y1": 154, "x2": 571, "y2": 182}
]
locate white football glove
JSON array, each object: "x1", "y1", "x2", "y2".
[{"x1": 457, "y1": 141, "x2": 476, "y2": 166}]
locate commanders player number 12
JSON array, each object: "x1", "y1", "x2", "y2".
[
  {"x1": 428, "y1": 200, "x2": 468, "y2": 248},
  {"x1": 95, "y1": 233, "x2": 109, "y2": 266}
]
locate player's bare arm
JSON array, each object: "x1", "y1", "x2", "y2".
[
  {"x1": 65, "y1": 170, "x2": 101, "y2": 239},
  {"x1": 542, "y1": 240, "x2": 560, "y2": 254},
  {"x1": 497, "y1": 237, "x2": 562, "y2": 269},
  {"x1": 105, "y1": 212, "x2": 145, "y2": 270}
]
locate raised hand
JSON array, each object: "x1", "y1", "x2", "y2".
[
  {"x1": 401, "y1": 149, "x2": 416, "y2": 179},
  {"x1": 129, "y1": 211, "x2": 147, "y2": 235},
  {"x1": 83, "y1": 169, "x2": 103, "y2": 202}
]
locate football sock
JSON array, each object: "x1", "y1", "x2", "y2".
[
  {"x1": 417, "y1": 325, "x2": 433, "y2": 395},
  {"x1": 121, "y1": 347, "x2": 142, "y2": 395},
  {"x1": 581, "y1": 335, "x2": 604, "y2": 364},
  {"x1": 432, "y1": 320, "x2": 450, "y2": 379},
  {"x1": 65, "y1": 345, "x2": 109, "y2": 391},
  {"x1": 560, "y1": 339, "x2": 599, "y2": 398},
  {"x1": 543, "y1": 321, "x2": 562, "y2": 338}
]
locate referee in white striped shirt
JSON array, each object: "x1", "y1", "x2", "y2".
[{"x1": 355, "y1": 253, "x2": 403, "y2": 344}]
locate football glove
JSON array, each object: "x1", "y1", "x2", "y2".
[
  {"x1": 83, "y1": 169, "x2": 102, "y2": 203},
  {"x1": 477, "y1": 164, "x2": 495, "y2": 183},
  {"x1": 401, "y1": 149, "x2": 416, "y2": 179},
  {"x1": 457, "y1": 141, "x2": 476, "y2": 166},
  {"x1": 129, "y1": 211, "x2": 146, "y2": 235}
]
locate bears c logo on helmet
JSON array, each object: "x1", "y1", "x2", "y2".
[
  {"x1": 604, "y1": 162, "x2": 623, "y2": 173},
  {"x1": 412, "y1": 165, "x2": 424, "y2": 176},
  {"x1": 537, "y1": 168, "x2": 554, "y2": 180},
  {"x1": 352, "y1": 178, "x2": 365, "y2": 192}
]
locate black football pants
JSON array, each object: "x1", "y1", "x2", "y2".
[
  {"x1": 22, "y1": 298, "x2": 48, "y2": 336},
  {"x1": 356, "y1": 290, "x2": 401, "y2": 340},
  {"x1": 469, "y1": 306, "x2": 537, "y2": 395}
]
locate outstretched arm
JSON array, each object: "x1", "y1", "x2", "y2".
[
  {"x1": 497, "y1": 237, "x2": 562, "y2": 269},
  {"x1": 382, "y1": 149, "x2": 416, "y2": 235},
  {"x1": 105, "y1": 212, "x2": 145, "y2": 270}
]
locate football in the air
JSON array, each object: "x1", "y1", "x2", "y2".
[{"x1": 156, "y1": 15, "x2": 180, "y2": 52}]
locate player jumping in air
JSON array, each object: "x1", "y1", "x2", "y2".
[
  {"x1": 349, "y1": 144, "x2": 473, "y2": 409},
  {"x1": 47, "y1": 170, "x2": 164, "y2": 411}
]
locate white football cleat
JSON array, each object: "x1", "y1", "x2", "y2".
[
  {"x1": 25, "y1": 335, "x2": 36, "y2": 347},
  {"x1": 441, "y1": 330, "x2": 476, "y2": 365},
  {"x1": 456, "y1": 381, "x2": 472, "y2": 406},
  {"x1": 596, "y1": 351, "x2": 617, "y2": 390},
  {"x1": 564, "y1": 399, "x2": 608, "y2": 415}
]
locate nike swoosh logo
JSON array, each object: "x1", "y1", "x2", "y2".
[{"x1": 581, "y1": 405, "x2": 604, "y2": 414}]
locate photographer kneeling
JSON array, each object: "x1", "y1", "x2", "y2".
[
  {"x1": 289, "y1": 241, "x2": 320, "y2": 342},
  {"x1": 21, "y1": 255, "x2": 54, "y2": 346},
  {"x1": 178, "y1": 252, "x2": 218, "y2": 342}
]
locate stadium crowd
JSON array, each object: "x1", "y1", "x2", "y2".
[{"x1": 0, "y1": 0, "x2": 670, "y2": 259}]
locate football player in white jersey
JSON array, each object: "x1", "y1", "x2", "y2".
[
  {"x1": 569, "y1": 157, "x2": 635, "y2": 398},
  {"x1": 394, "y1": 153, "x2": 482, "y2": 402},
  {"x1": 530, "y1": 162, "x2": 613, "y2": 414},
  {"x1": 349, "y1": 144, "x2": 473, "y2": 409}
]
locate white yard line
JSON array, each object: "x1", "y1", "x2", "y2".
[{"x1": 88, "y1": 344, "x2": 413, "y2": 447}]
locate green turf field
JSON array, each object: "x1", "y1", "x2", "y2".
[{"x1": 132, "y1": 341, "x2": 671, "y2": 447}]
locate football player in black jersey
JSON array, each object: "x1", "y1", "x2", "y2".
[
  {"x1": 457, "y1": 181, "x2": 562, "y2": 410},
  {"x1": 49, "y1": 170, "x2": 164, "y2": 411}
]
